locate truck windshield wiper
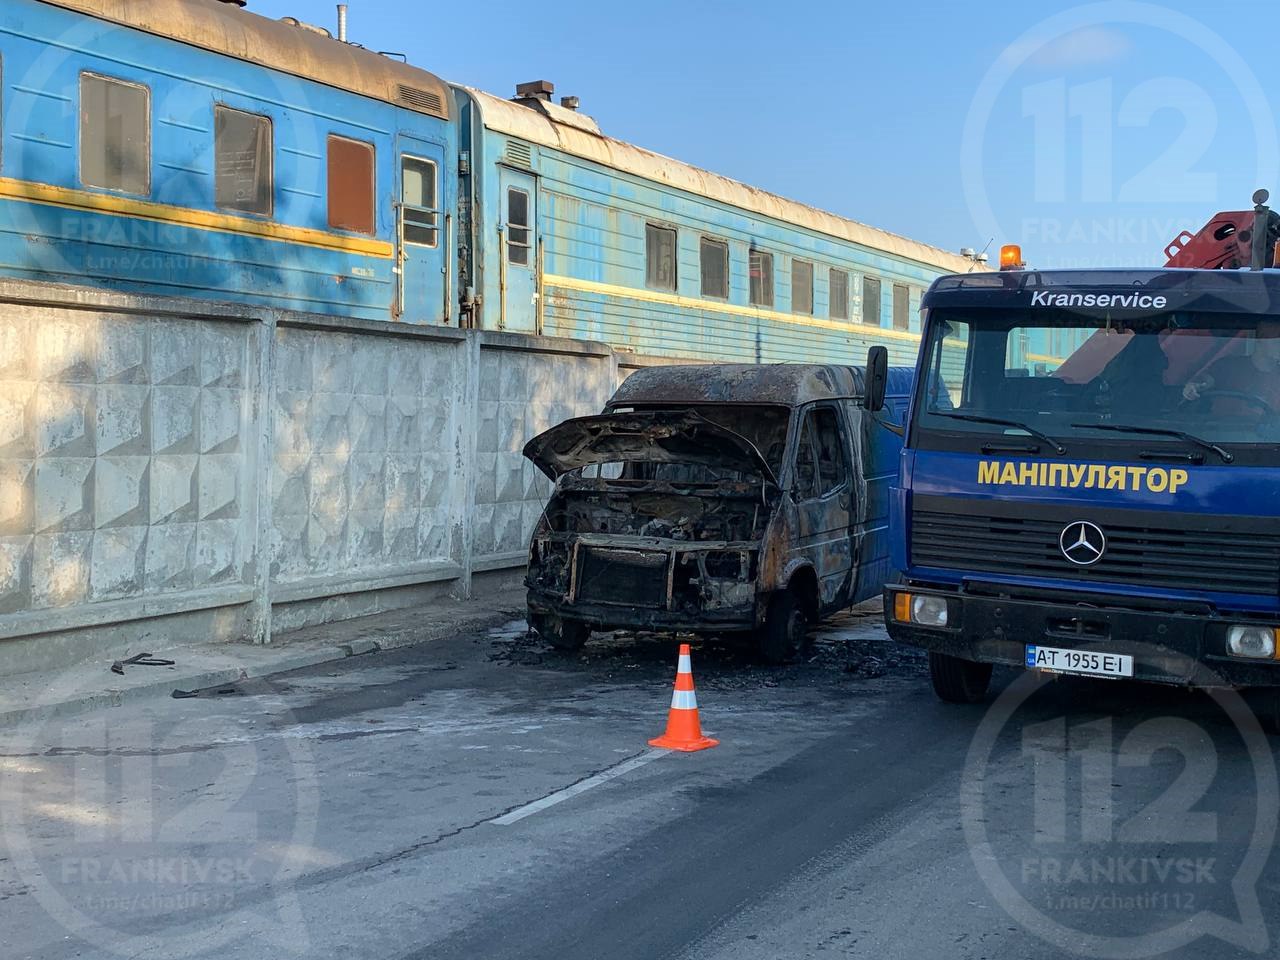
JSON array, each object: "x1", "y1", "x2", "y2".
[
  {"x1": 931, "y1": 411, "x2": 1066, "y2": 455},
  {"x1": 1069, "y1": 422, "x2": 1233, "y2": 464}
]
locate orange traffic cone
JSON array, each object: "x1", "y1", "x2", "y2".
[{"x1": 649, "y1": 643, "x2": 719, "y2": 752}]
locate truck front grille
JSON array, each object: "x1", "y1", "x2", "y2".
[
  {"x1": 575, "y1": 547, "x2": 670, "y2": 606},
  {"x1": 911, "y1": 505, "x2": 1280, "y2": 597}
]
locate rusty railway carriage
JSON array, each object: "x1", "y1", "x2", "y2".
[
  {"x1": 3, "y1": 0, "x2": 982, "y2": 365},
  {"x1": 522, "y1": 363, "x2": 913, "y2": 661}
]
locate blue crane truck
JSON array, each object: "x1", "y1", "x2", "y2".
[{"x1": 882, "y1": 192, "x2": 1280, "y2": 715}]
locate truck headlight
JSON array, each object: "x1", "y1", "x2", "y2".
[
  {"x1": 912, "y1": 595, "x2": 949, "y2": 627},
  {"x1": 1226, "y1": 625, "x2": 1279, "y2": 659},
  {"x1": 892, "y1": 592, "x2": 950, "y2": 628}
]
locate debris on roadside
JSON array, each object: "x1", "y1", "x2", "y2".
[
  {"x1": 110, "y1": 652, "x2": 176, "y2": 675},
  {"x1": 483, "y1": 604, "x2": 927, "y2": 689}
]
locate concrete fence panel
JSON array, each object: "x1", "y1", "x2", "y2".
[{"x1": 0, "y1": 281, "x2": 638, "y2": 673}]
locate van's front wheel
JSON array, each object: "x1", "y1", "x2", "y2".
[
  {"x1": 755, "y1": 590, "x2": 807, "y2": 665},
  {"x1": 929, "y1": 652, "x2": 992, "y2": 703},
  {"x1": 528, "y1": 610, "x2": 589, "y2": 652}
]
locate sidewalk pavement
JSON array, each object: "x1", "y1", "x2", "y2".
[{"x1": 0, "y1": 585, "x2": 528, "y2": 730}]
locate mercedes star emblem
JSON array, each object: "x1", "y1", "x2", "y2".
[{"x1": 1059, "y1": 520, "x2": 1106, "y2": 566}]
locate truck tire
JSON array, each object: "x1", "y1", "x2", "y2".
[
  {"x1": 529, "y1": 611, "x2": 589, "y2": 652},
  {"x1": 929, "y1": 652, "x2": 993, "y2": 703},
  {"x1": 755, "y1": 590, "x2": 806, "y2": 665}
]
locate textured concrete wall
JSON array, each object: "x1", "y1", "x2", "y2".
[
  {"x1": 0, "y1": 294, "x2": 261, "y2": 677},
  {"x1": 0, "y1": 281, "x2": 624, "y2": 674},
  {"x1": 473, "y1": 335, "x2": 615, "y2": 568},
  {"x1": 270, "y1": 325, "x2": 465, "y2": 584}
]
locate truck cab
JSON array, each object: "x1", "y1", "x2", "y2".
[
  {"x1": 885, "y1": 267, "x2": 1280, "y2": 705},
  {"x1": 524, "y1": 362, "x2": 910, "y2": 661}
]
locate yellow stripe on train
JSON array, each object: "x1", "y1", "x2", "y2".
[{"x1": 0, "y1": 177, "x2": 394, "y2": 259}]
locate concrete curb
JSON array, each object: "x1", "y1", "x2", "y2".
[
  {"x1": 0, "y1": 647, "x2": 349, "y2": 731},
  {"x1": 0, "y1": 602, "x2": 527, "y2": 730}
]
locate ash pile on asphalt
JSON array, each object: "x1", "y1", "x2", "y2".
[{"x1": 483, "y1": 602, "x2": 927, "y2": 689}]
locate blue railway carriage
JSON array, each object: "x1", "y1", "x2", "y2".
[
  {"x1": 1, "y1": 0, "x2": 458, "y2": 324},
  {"x1": 453, "y1": 84, "x2": 982, "y2": 366},
  {"x1": 3, "y1": 0, "x2": 985, "y2": 361}
]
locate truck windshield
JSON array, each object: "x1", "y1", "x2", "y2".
[{"x1": 915, "y1": 308, "x2": 1280, "y2": 455}]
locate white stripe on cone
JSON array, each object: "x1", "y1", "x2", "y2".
[
  {"x1": 671, "y1": 689, "x2": 698, "y2": 710},
  {"x1": 677, "y1": 654, "x2": 692, "y2": 673}
]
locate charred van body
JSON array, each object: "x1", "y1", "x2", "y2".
[{"x1": 523, "y1": 360, "x2": 911, "y2": 662}]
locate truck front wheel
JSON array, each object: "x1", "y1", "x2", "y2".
[{"x1": 929, "y1": 652, "x2": 993, "y2": 703}]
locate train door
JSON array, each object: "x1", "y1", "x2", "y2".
[
  {"x1": 499, "y1": 168, "x2": 537, "y2": 331},
  {"x1": 396, "y1": 135, "x2": 448, "y2": 324}
]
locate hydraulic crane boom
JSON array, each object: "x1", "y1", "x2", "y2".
[{"x1": 1163, "y1": 188, "x2": 1280, "y2": 269}]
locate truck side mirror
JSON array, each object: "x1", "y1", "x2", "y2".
[{"x1": 862, "y1": 345, "x2": 888, "y2": 412}]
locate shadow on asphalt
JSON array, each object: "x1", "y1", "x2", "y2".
[{"x1": 983, "y1": 666, "x2": 1280, "y2": 747}]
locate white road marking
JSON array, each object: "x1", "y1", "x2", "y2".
[{"x1": 489, "y1": 748, "x2": 672, "y2": 825}]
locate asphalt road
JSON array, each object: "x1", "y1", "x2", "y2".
[{"x1": 3, "y1": 604, "x2": 1277, "y2": 960}]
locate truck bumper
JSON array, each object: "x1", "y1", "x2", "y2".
[{"x1": 884, "y1": 583, "x2": 1280, "y2": 689}]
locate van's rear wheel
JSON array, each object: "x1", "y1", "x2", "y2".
[
  {"x1": 755, "y1": 590, "x2": 806, "y2": 665},
  {"x1": 929, "y1": 652, "x2": 992, "y2": 703},
  {"x1": 529, "y1": 611, "x2": 589, "y2": 652}
]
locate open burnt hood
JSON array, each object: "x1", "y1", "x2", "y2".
[{"x1": 523, "y1": 411, "x2": 778, "y2": 485}]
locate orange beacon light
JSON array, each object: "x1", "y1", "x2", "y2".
[{"x1": 999, "y1": 244, "x2": 1024, "y2": 270}]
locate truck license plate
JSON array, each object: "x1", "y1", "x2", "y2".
[{"x1": 1025, "y1": 644, "x2": 1134, "y2": 679}]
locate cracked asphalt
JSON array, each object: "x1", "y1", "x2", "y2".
[{"x1": 3, "y1": 601, "x2": 1279, "y2": 959}]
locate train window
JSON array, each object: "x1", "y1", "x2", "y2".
[
  {"x1": 507, "y1": 188, "x2": 530, "y2": 265},
  {"x1": 829, "y1": 268, "x2": 850, "y2": 320},
  {"x1": 327, "y1": 136, "x2": 375, "y2": 235},
  {"x1": 893, "y1": 283, "x2": 910, "y2": 330},
  {"x1": 792, "y1": 259, "x2": 814, "y2": 315},
  {"x1": 749, "y1": 249, "x2": 774, "y2": 307},
  {"x1": 80, "y1": 73, "x2": 150, "y2": 195},
  {"x1": 699, "y1": 237, "x2": 729, "y2": 299},
  {"x1": 215, "y1": 106, "x2": 272, "y2": 216},
  {"x1": 863, "y1": 276, "x2": 882, "y2": 325},
  {"x1": 401, "y1": 156, "x2": 438, "y2": 247},
  {"x1": 645, "y1": 223, "x2": 677, "y2": 292}
]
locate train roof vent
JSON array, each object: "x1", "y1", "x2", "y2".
[
  {"x1": 505, "y1": 140, "x2": 533, "y2": 168},
  {"x1": 397, "y1": 84, "x2": 443, "y2": 113}
]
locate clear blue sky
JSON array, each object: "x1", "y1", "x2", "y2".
[{"x1": 254, "y1": 0, "x2": 1278, "y2": 269}]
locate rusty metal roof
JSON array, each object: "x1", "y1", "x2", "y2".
[
  {"x1": 464, "y1": 87, "x2": 981, "y2": 276},
  {"x1": 42, "y1": 0, "x2": 450, "y2": 120},
  {"x1": 609, "y1": 364, "x2": 872, "y2": 408}
]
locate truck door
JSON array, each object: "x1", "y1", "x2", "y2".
[
  {"x1": 396, "y1": 136, "x2": 447, "y2": 324},
  {"x1": 791, "y1": 404, "x2": 855, "y2": 608},
  {"x1": 498, "y1": 168, "x2": 537, "y2": 331}
]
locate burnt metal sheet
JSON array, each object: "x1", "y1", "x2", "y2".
[
  {"x1": 45, "y1": 0, "x2": 450, "y2": 119},
  {"x1": 523, "y1": 410, "x2": 778, "y2": 485},
  {"x1": 610, "y1": 363, "x2": 865, "y2": 408}
]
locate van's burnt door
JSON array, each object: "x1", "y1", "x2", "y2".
[{"x1": 788, "y1": 404, "x2": 855, "y2": 608}]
